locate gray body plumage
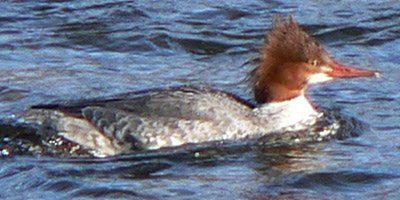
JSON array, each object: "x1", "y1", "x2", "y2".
[{"x1": 20, "y1": 87, "x2": 322, "y2": 157}]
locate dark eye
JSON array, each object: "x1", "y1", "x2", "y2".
[{"x1": 311, "y1": 59, "x2": 319, "y2": 67}]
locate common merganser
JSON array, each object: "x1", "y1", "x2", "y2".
[{"x1": 17, "y1": 16, "x2": 378, "y2": 157}]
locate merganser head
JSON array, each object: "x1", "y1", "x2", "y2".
[{"x1": 251, "y1": 15, "x2": 378, "y2": 103}]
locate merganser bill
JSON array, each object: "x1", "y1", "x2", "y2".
[{"x1": 17, "y1": 16, "x2": 378, "y2": 157}]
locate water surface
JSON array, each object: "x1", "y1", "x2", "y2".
[{"x1": 1, "y1": 1, "x2": 400, "y2": 199}]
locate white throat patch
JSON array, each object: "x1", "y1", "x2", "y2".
[{"x1": 308, "y1": 73, "x2": 333, "y2": 84}]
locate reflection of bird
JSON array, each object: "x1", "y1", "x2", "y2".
[{"x1": 21, "y1": 16, "x2": 378, "y2": 157}]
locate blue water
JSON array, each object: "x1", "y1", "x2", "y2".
[{"x1": 1, "y1": 1, "x2": 400, "y2": 199}]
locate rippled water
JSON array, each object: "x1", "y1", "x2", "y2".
[{"x1": 1, "y1": 0, "x2": 400, "y2": 199}]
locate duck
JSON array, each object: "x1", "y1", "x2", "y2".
[{"x1": 18, "y1": 16, "x2": 378, "y2": 157}]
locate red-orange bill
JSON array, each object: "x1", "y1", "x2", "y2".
[{"x1": 327, "y1": 61, "x2": 379, "y2": 78}]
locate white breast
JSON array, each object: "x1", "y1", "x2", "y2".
[{"x1": 253, "y1": 95, "x2": 320, "y2": 131}]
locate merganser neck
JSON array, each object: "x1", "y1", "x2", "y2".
[{"x1": 253, "y1": 94, "x2": 320, "y2": 131}]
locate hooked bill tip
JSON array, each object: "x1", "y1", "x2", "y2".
[{"x1": 327, "y1": 61, "x2": 379, "y2": 78}]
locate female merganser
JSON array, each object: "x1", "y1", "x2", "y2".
[{"x1": 18, "y1": 16, "x2": 378, "y2": 157}]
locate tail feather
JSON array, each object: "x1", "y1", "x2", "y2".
[
  {"x1": 56, "y1": 116, "x2": 128, "y2": 157},
  {"x1": 11, "y1": 109, "x2": 130, "y2": 157}
]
